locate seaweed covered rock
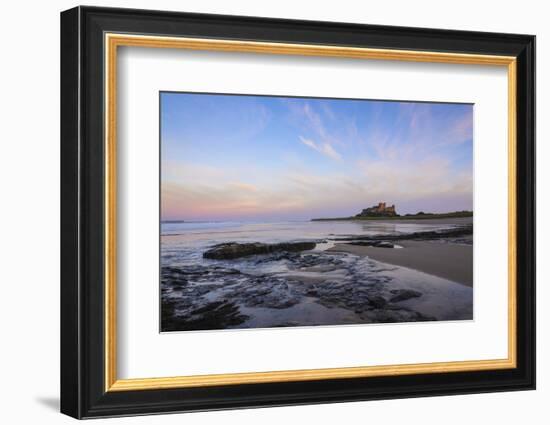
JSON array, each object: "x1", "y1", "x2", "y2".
[{"x1": 203, "y1": 241, "x2": 317, "y2": 260}]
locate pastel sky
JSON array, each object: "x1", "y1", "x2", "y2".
[{"x1": 161, "y1": 92, "x2": 473, "y2": 222}]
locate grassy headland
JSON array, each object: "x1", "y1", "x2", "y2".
[{"x1": 311, "y1": 210, "x2": 473, "y2": 221}]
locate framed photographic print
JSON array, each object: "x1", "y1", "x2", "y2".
[{"x1": 60, "y1": 6, "x2": 535, "y2": 419}]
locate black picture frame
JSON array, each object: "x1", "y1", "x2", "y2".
[{"x1": 61, "y1": 5, "x2": 535, "y2": 419}]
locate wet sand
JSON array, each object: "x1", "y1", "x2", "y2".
[{"x1": 329, "y1": 240, "x2": 473, "y2": 287}]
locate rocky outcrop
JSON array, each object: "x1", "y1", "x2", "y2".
[
  {"x1": 333, "y1": 225, "x2": 473, "y2": 243},
  {"x1": 348, "y1": 241, "x2": 396, "y2": 248},
  {"x1": 203, "y1": 241, "x2": 317, "y2": 260},
  {"x1": 389, "y1": 289, "x2": 423, "y2": 303},
  {"x1": 161, "y1": 252, "x2": 442, "y2": 331}
]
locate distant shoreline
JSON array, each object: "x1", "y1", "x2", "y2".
[{"x1": 311, "y1": 211, "x2": 473, "y2": 222}]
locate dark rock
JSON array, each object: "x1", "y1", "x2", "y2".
[
  {"x1": 255, "y1": 251, "x2": 300, "y2": 263},
  {"x1": 161, "y1": 300, "x2": 249, "y2": 332},
  {"x1": 203, "y1": 241, "x2": 316, "y2": 260},
  {"x1": 390, "y1": 289, "x2": 423, "y2": 303},
  {"x1": 349, "y1": 240, "x2": 394, "y2": 248},
  {"x1": 368, "y1": 296, "x2": 388, "y2": 308},
  {"x1": 374, "y1": 241, "x2": 394, "y2": 248},
  {"x1": 333, "y1": 225, "x2": 473, "y2": 243}
]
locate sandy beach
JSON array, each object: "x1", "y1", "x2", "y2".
[{"x1": 329, "y1": 240, "x2": 473, "y2": 287}]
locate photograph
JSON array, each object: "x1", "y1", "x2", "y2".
[{"x1": 160, "y1": 92, "x2": 474, "y2": 332}]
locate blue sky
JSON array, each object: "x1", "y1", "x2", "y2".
[{"x1": 161, "y1": 92, "x2": 473, "y2": 221}]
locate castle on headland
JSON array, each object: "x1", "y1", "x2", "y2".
[{"x1": 356, "y1": 202, "x2": 398, "y2": 217}]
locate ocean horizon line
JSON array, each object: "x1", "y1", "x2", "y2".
[{"x1": 161, "y1": 219, "x2": 314, "y2": 224}]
